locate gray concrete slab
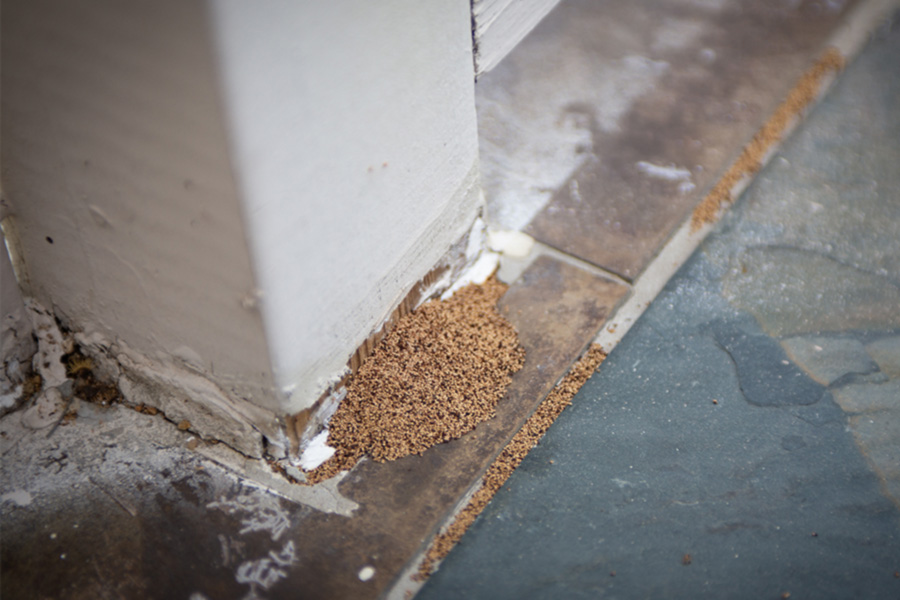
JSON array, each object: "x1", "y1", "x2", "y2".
[
  {"x1": 0, "y1": 402, "x2": 317, "y2": 600},
  {"x1": 420, "y1": 13, "x2": 900, "y2": 600}
]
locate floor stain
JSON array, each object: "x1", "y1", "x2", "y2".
[
  {"x1": 781, "y1": 332, "x2": 900, "y2": 509},
  {"x1": 707, "y1": 321, "x2": 827, "y2": 407}
]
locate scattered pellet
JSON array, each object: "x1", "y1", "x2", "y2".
[
  {"x1": 692, "y1": 48, "x2": 844, "y2": 229},
  {"x1": 417, "y1": 344, "x2": 607, "y2": 578}
]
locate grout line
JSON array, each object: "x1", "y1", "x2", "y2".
[
  {"x1": 830, "y1": 0, "x2": 900, "y2": 57},
  {"x1": 495, "y1": 236, "x2": 631, "y2": 288},
  {"x1": 594, "y1": 215, "x2": 712, "y2": 353},
  {"x1": 536, "y1": 242, "x2": 632, "y2": 287},
  {"x1": 501, "y1": 0, "x2": 900, "y2": 355},
  {"x1": 688, "y1": 47, "x2": 845, "y2": 231}
]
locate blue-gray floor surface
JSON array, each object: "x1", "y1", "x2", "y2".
[{"x1": 420, "y1": 14, "x2": 900, "y2": 600}]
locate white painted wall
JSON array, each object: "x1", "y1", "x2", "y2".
[
  {"x1": 2, "y1": 0, "x2": 482, "y2": 447},
  {"x1": 209, "y1": 1, "x2": 482, "y2": 413},
  {"x1": 2, "y1": 0, "x2": 286, "y2": 454},
  {"x1": 2, "y1": 0, "x2": 282, "y2": 402}
]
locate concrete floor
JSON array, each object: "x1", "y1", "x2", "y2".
[
  {"x1": 2, "y1": 3, "x2": 899, "y2": 600},
  {"x1": 421, "y1": 14, "x2": 900, "y2": 599}
]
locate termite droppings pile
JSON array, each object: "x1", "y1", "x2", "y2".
[{"x1": 305, "y1": 279, "x2": 525, "y2": 484}]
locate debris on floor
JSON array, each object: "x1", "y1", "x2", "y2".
[
  {"x1": 307, "y1": 279, "x2": 525, "y2": 484},
  {"x1": 417, "y1": 344, "x2": 607, "y2": 579}
]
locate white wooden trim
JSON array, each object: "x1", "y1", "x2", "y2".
[{"x1": 473, "y1": 0, "x2": 562, "y2": 76}]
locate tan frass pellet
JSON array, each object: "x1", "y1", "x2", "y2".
[
  {"x1": 692, "y1": 47, "x2": 844, "y2": 230},
  {"x1": 306, "y1": 279, "x2": 525, "y2": 485}
]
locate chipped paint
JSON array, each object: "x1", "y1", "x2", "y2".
[
  {"x1": 25, "y1": 299, "x2": 68, "y2": 388},
  {"x1": 298, "y1": 430, "x2": 335, "y2": 471}
]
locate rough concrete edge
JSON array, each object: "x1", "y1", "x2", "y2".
[
  {"x1": 595, "y1": 0, "x2": 900, "y2": 354},
  {"x1": 71, "y1": 329, "x2": 283, "y2": 460},
  {"x1": 6, "y1": 169, "x2": 491, "y2": 487},
  {"x1": 384, "y1": 344, "x2": 607, "y2": 600},
  {"x1": 195, "y1": 441, "x2": 359, "y2": 517},
  {"x1": 3, "y1": 210, "x2": 289, "y2": 461},
  {"x1": 11, "y1": 297, "x2": 358, "y2": 515}
]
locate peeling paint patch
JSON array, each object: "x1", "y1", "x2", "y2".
[
  {"x1": 24, "y1": 298, "x2": 68, "y2": 388},
  {"x1": 1, "y1": 489, "x2": 33, "y2": 506},
  {"x1": 116, "y1": 343, "x2": 274, "y2": 458},
  {"x1": 298, "y1": 430, "x2": 335, "y2": 471}
]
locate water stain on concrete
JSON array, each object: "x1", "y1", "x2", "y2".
[
  {"x1": 777, "y1": 332, "x2": 900, "y2": 509},
  {"x1": 782, "y1": 335, "x2": 880, "y2": 386},
  {"x1": 866, "y1": 335, "x2": 900, "y2": 379},
  {"x1": 706, "y1": 320, "x2": 827, "y2": 408}
]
